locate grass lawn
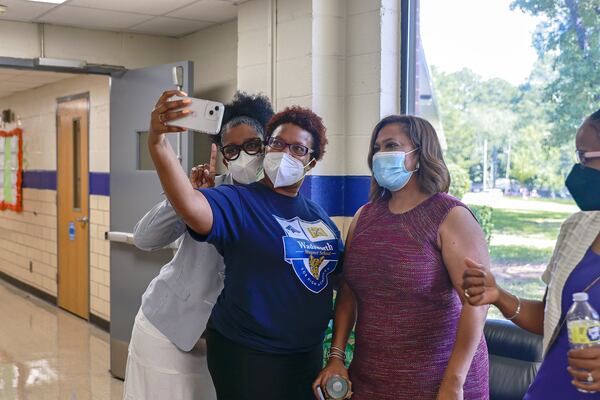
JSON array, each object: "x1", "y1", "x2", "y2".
[
  {"x1": 490, "y1": 209, "x2": 568, "y2": 241},
  {"x1": 465, "y1": 198, "x2": 573, "y2": 319},
  {"x1": 490, "y1": 245, "x2": 554, "y2": 265}
]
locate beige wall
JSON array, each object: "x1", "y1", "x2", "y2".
[
  {"x1": 0, "y1": 74, "x2": 110, "y2": 171},
  {"x1": 0, "y1": 20, "x2": 176, "y2": 68},
  {"x1": 0, "y1": 74, "x2": 112, "y2": 319},
  {"x1": 90, "y1": 195, "x2": 110, "y2": 320},
  {"x1": 0, "y1": 189, "x2": 57, "y2": 296},
  {"x1": 176, "y1": 21, "x2": 238, "y2": 102}
]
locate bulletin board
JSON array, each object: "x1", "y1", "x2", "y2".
[{"x1": 0, "y1": 128, "x2": 23, "y2": 212}]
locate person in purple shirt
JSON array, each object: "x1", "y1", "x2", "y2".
[{"x1": 462, "y1": 108, "x2": 600, "y2": 398}]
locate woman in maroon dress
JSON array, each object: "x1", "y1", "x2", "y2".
[{"x1": 313, "y1": 115, "x2": 489, "y2": 400}]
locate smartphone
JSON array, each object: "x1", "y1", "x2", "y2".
[
  {"x1": 316, "y1": 386, "x2": 326, "y2": 400},
  {"x1": 166, "y1": 96, "x2": 224, "y2": 135}
]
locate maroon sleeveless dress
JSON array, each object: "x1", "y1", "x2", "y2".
[{"x1": 344, "y1": 193, "x2": 489, "y2": 400}]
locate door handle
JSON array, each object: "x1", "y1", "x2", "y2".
[
  {"x1": 76, "y1": 216, "x2": 89, "y2": 225},
  {"x1": 106, "y1": 231, "x2": 179, "y2": 250}
]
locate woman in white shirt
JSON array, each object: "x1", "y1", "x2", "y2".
[{"x1": 122, "y1": 92, "x2": 274, "y2": 400}]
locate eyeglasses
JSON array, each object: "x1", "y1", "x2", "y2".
[
  {"x1": 221, "y1": 138, "x2": 264, "y2": 161},
  {"x1": 266, "y1": 137, "x2": 314, "y2": 157},
  {"x1": 575, "y1": 149, "x2": 600, "y2": 164}
]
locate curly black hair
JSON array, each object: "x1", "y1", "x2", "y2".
[
  {"x1": 585, "y1": 108, "x2": 600, "y2": 139},
  {"x1": 213, "y1": 91, "x2": 274, "y2": 145},
  {"x1": 266, "y1": 106, "x2": 328, "y2": 161}
]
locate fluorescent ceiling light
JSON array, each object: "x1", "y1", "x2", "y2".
[
  {"x1": 34, "y1": 57, "x2": 86, "y2": 69},
  {"x1": 25, "y1": 0, "x2": 68, "y2": 4},
  {"x1": 0, "y1": 5, "x2": 7, "y2": 16}
]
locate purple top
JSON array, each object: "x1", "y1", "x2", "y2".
[
  {"x1": 343, "y1": 193, "x2": 489, "y2": 400},
  {"x1": 525, "y1": 248, "x2": 600, "y2": 399}
]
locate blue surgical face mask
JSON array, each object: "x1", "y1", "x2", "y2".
[{"x1": 372, "y1": 149, "x2": 419, "y2": 192}]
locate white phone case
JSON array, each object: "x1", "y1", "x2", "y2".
[
  {"x1": 316, "y1": 386, "x2": 326, "y2": 400},
  {"x1": 166, "y1": 96, "x2": 224, "y2": 135}
]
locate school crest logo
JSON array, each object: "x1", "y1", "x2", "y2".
[{"x1": 275, "y1": 215, "x2": 340, "y2": 293}]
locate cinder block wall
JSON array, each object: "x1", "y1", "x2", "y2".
[{"x1": 0, "y1": 74, "x2": 112, "y2": 320}]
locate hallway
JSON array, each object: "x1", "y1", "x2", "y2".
[{"x1": 0, "y1": 280, "x2": 123, "y2": 399}]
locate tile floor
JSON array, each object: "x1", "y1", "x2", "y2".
[{"x1": 0, "y1": 279, "x2": 124, "y2": 399}]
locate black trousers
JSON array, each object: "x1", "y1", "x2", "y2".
[{"x1": 206, "y1": 327, "x2": 322, "y2": 400}]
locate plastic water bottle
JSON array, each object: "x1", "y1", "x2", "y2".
[
  {"x1": 567, "y1": 292, "x2": 600, "y2": 393},
  {"x1": 323, "y1": 375, "x2": 350, "y2": 400}
]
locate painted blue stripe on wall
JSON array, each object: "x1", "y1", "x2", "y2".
[
  {"x1": 21, "y1": 170, "x2": 368, "y2": 215},
  {"x1": 22, "y1": 170, "x2": 57, "y2": 190},
  {"x1": 344, "y1": 176, "x2": 371, "y2": 216},
  {"x1": 301, "y1": 175, "x2": 371, "y2": 217},
  {"x1": 22, "y1": 170, "x2": 110, "y2": 196},
  {"x1": 89, "y1": 172, "x2": 110, "y2": 196}
]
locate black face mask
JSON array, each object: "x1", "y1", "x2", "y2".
[{"x1": 565, "y1": 164, "x2": 600, "y2": 211}]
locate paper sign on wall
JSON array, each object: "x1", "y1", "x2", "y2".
[{"x1": 0, "y1": 128, "x2": 23, "y2": 212}]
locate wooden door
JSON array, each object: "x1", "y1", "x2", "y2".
[{"x1": 57, "y1": 96, "x2": 89, "y2": 320}]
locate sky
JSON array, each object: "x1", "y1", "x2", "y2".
[{"x1": 419, "y1": 0, "x2": 543, "y2": 86}]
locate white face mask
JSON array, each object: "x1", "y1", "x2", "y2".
[
  {"x1": 227, "y1": 152, "x2": 264, "y2": 184},
  {"x1": 263, "y1": 152, "x2": 311, "y2": 188}
]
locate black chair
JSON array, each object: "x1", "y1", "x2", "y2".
[{"x1": 484, "y1": 319, "x2": 544, "y2": 400}]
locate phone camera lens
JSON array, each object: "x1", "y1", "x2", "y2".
[
  {"x1": 209, "y1": 110, "x2": 214, "y2": 116},
  {"x1": 215, "y1": 106, "x2": 220, "y2": 111}
]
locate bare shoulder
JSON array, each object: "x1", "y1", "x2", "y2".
[
  {"x1": 346, "y1": 205, "x2": 367, "y2": 244},
  {"x1": 439, "y1": 205, "x2": 482, "y2": 240}
]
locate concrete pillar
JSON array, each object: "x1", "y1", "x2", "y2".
[{"x1": 237, "y1": 0, "x2": 402, "y2": 224}]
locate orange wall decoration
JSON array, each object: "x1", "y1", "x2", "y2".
[{"x1": 0, "y1": 128, "x2": 23, "y2": 212}]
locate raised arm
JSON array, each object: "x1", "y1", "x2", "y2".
[
  {"x1": 437, "y1": 206, "x2": 490, "y2": 400},
  {"x1": 148, "y1": 90, "x2": 214, "y2": 235},
  {"x1": 134, "y1": 150, "x2": 221, "y2": 251}
]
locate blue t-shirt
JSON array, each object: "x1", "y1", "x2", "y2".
[{"x1": 188, "y1": 182, "x2": 343, "y2": 354}]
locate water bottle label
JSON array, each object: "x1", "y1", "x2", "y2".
[{"x1": 568, "y1": 320, "x2": 600, "y2": 345}]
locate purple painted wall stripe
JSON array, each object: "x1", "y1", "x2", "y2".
[{"x1": 22, "y1": 170, "x2": 110, "y2": 196}]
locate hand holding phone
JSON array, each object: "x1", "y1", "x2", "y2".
[{"x1": 166, "y1": 96, "x2": 224, "y2": 134}]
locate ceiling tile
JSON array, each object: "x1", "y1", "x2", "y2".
[
  {"x1": 128, "y1": 16, "x2": 212, "y2": 37},
  {"x1": 67, "y1": 0, "x2": 197, "y2": 16},
  {"x1": 0, "y1": 0, "x2": 56, "y2": 21},
  {"x1": 37, "y1": 5, "x2": 152, "y2": 30},
  {"x1": 167, "y1": 0, "x2": 237, "y2": 23}
]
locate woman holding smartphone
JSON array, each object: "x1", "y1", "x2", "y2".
[{"x1": 123, "y1": 92, "x2": 273, "y2": 400}]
